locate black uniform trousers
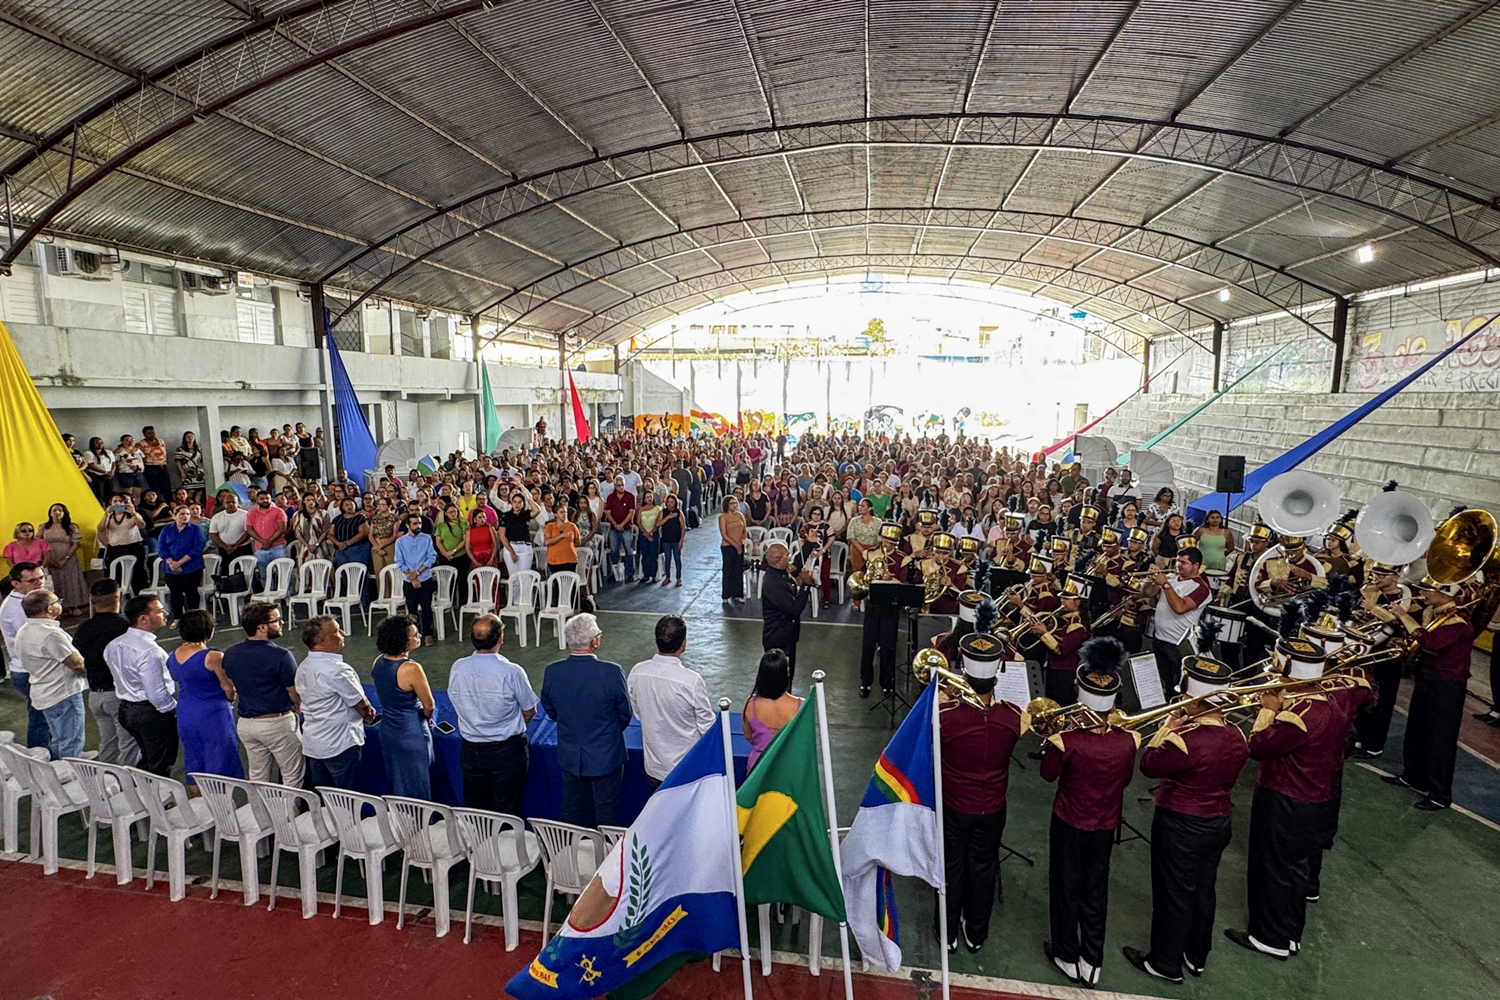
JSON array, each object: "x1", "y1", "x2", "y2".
[
  {"x1": 1306, "y1": 765, "x2": 1343, "y2": 899},
  {"x1": 1354, "y1": 658, "x2": 1403, "y2": 753},
  {"x1": 1240, "y1": 612, "x2": 1273, "y2": 672},
  {"x1": 860, "y1": 602, "x2": 898, "y2": 690},
  {"x1": 460, "y1": 735, "x2": 528, "y2": 816},
  {"x1": 764, "y1": 632, "x2": 798, "y2": 682},
  {"x1": 1400, "y1": 675, "x2": 1466, "y2": 806},
  {"x1": 1152, "y1": 638, "x2": 1184, "y2": 698},
  {"x1": 1147, "y1": 807, "x2": 1232, "y2": 979},
  {"x1": 1048, "y1": 813, "x2": 1116, "y2": 970},
  {"x1": 117, "y1": 700, "x2": 179, "y2": 777},
  {"x1": 1246, "y1": 785, "x2": 1322, "y2": 952},
  {"x1": 938, "y1": 804, "x2": 1006, "y2": 945}
]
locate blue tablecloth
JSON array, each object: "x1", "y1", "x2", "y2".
[{"x1": 360, "y1": 685, "x2": 750, "y2": 824}]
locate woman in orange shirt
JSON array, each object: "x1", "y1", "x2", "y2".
[{"x1": 543, "y1": 500, "x2": 581, "y2": 574}]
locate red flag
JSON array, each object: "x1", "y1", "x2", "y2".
[{"x1": 567, "y1": 370, "x2": 592, "y2": 443}]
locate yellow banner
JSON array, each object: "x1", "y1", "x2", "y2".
[{"x1": 623, "y1": 905, "x2": 688, "y2": 967}]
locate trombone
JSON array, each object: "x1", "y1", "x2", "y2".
[{"x1": 913, "y1": 648, "x2": 989, "y2": 710}]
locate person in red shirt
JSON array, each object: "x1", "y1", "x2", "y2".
[
  {"x1": 1123, "y1": 653, "x2": 1249, "y2": 985},
  {"x1": 1386, "y1": 578, "x2": 1477, "y2": 810},
  {"x1": 937, "y1": 632, "x2": 1027, "y2": 954},
  {"x1": 1225, "y1": 637, "x2": 1344, "y2": 961},
  {"x1": 1040, "y1": 638, "x2": 1140, "y2": 988},
  {"x1": 603, "y1": 475, "x2": 638, "y2": 582}
]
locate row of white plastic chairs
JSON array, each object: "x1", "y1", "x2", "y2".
[
  {"x1": 741, "y1": 528, "x2": 850, "y2": 614},
  {"x1": 113, "y1": 548, "x2": 598, "y2": 648},
  {"x1": 0, "y1": 733, "x2": 628, "y2": 951}
]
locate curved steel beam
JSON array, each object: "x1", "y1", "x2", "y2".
[
  {"x1": 456, "y1": 207, "x2": 1338, "y2": 345},
  {"x1": 548, "y1": 253, "x2": 1225, "y2": 347},
  {"x1": 317, "y1": 113, "x2": 1500, "y2": 306},
  {"x1": 0, "y1": 0, "x2": 493, "y2": 271}
]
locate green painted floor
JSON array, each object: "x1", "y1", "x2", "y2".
[{"x1": 3, "y1": 525, "x2": 1499, "y2": 998}]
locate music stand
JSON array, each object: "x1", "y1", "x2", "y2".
[{"x1": 869, "y1": 581, "x2": 925, "y2": 727}]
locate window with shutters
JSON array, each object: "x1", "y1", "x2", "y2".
[
  {"x1": 0, "y1": 266, "x2": 42, "y2": 324},
  {"x1": 124, "y1": 286, "x2": 178, "y2": 336},
  {"x1": 236, "y1": 299, "x2": 277, "y2": 344},
  {"x1": 398, "y1": 310, "x2": 423, "y2": 357},
  {"x1": 429, "y1": 315, "x2": 451, "y2": 359}
]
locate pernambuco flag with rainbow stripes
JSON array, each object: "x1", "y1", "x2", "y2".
[{"x1": 839, "y1": 680, "x2": 942, "y2": 971}]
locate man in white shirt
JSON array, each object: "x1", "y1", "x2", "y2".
[
  {"x1": 296, "y1": 615, "x2": 376, "y2": 790},
  {"x1": 449, "y1": 614, "x2": 539, "y2": 814},
  {"x1": 14, "y1": 590, "x2": 89, "y2": 760},
  {"x1": 2, "y1": 561, "x2": 50, "y2": 748},
  {"x1": 1143, "y1": 548, "x2": 1212, "y2": 698},
  {"x1": 627, "y1": 615, "x2": 714, "y2": 790},
  {"x1": 208, "y1": 488, "x2": 252, "y2": 562},
  {"x1": 622, "y1": 466, "x2": 643, "y2": 501},
  {"x1": 103, "y1": 596, "x2": 179, "y2": 775}
]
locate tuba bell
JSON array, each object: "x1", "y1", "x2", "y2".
[
  {"x1": 1355, "y1": 489, "x2": 1434, "y2": 567},
  {"x1": 1425, "y1": 508, "x2": 1498, "y2": 586},
  {"x1": 1259, "y1": 470, "x2": 1341, "y2": 537}
]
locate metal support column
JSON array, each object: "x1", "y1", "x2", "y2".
[
  {"x1": 613, "y1": 344, "x2": 620, "y2": 374},
  {"x1": 558, "y1": 333, "x2": 568, "y2": 445},
  {"x1": 1330, "y1": 296, "x2": 1349, "y2": 394},
  {"x1": 310, "y1": 283, "x2": 337, "y2": 482},
  {"x1": 1142, "y1": 338, "x2": 1153, "y2": 393},
  {"x1": 1211, "y1": 320, "x2": 1225, "y2": 393}
]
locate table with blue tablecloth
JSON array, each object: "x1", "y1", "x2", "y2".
[{"x1": 360, "y1": 685, "x2": 751, "y2": 824}]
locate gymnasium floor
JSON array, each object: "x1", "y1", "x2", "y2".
[{"x1": 2, "y1": 524, "x2": 1499, "y2": 1000}]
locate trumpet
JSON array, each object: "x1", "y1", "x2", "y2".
[
  {"x1": 912, "y1": 648, "x2": 989, "y2": 710},
  {"x1": 1006, "y1": 609, "x2": 1058, "y2": 642}
]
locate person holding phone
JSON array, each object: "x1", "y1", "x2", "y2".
[
  {"x1": 372, "y1": 614, "x2": 436, "y2": 799},
  {"x1": 96, "y1": 494, "x2": 148, "y2": 594}
]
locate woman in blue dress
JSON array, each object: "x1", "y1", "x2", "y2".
[
  {"x1": 167, "y1": 611, "x2": 243, "y2": 793},
  {"x1": 372, "y1": 613, "x2": 435, "y2": 799}
]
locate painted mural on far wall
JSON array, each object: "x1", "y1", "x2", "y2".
[{"x1": 1348, "y1": 314, "x2": 1500, "y2": 392}]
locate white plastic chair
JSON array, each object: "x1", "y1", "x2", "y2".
[
  {"x1": 139, "y1": 558, "x2": 171, "y2": 604},
  {"x1": 69, "y1": 758, "x2": 150, "y2": 885},
  {"x1": 318, "y1": 787, "x2": 403, "y2": 926},
  {"x1": 190, "y1": 773, "x2": 275, "y2": 906},
  {"x1": 452, "y1": 807, "x2": 541, "y2": 949},
  {"x1": 767, "y1": 527, "x2": 794, "y2": 549},
  {"x1": 576, "y1": 546, "x2": 601, "y2": 593},
  {"x1": 538, "y1": 572, "x2": 581, "y2": 648},
  {"x1": 366, "y1": 564, "x2": 405, "y2": 635},
  {"x1": 0, "y1": 736, "x2": 36, "y2": 854},
  {"x1": 217, "y1": 554, "x2": 259, "y2": 626},
  {"x1": 745, "y1": 526, "x2": 769, "y2": 569},
  {"x1": 109, "y1": 554, "x2": 138, "y2": 597},
  {"x1": 287, "y1": 558, "x2": 334, "y2": 625},
  {"x1": 2, "y1": 745, "x2": 88, "y2": 872},
  {"x1": 199, "y1": 552, "x2": 221, "y2": 607},
  {"x1": 459, "y1": 566, "x2": 504, "y2": 636},
  {"x1": 132, "y1": 768, "x2": 216, "y2": 901},
  {"x1": 323, "y1": 562, "x2": 369, "y2": 635},
  {"x1": 598, "y1": 824, "x2": 629, "y2": 852},
  {"x1": 386, "y1": 795, "x2": 466, "y2": 938},
  {"x1": 431, "y1": 565, "x2": 459, "y2": 641},
  {"x1": 826, "y1": 541, "x2": 848, "y2": 603},
  {"x1": 253, "y1": 556, "x2": 297, "y2": 610},
  {"x1": 529, "y1": 818, "x2": 605, "y2": 944},
  {"x1": 256, "y1": 781, "x2": 339, "y2": 918},
  {"x1": 495, "y1": 569, "x2": 540, "y2": 647}
]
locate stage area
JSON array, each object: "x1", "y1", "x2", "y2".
[{"x1": 3, "y1": 524, "x2": 1499, "y2": 1000}]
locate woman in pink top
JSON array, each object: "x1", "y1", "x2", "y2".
[
  {"x1": 4, "y1": 522, "x2": 49, "y2": 569},
  {"x1": 742, "y1": 650, "x2": 803, "y2": 772}
]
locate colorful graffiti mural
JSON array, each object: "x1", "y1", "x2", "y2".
[{"x1": 1349, "y1": 314, "x2": 1500, "y2": 392}]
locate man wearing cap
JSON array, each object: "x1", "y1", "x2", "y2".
[
  {"x1": 1385, "y1": 578, "x2": 1476, "y2": 810},
  {"x1": 937, "y1": 632, "x2": 1028, "y2": 954},
  {"x1": 1040, "y1": 638, "x2": 1140, "y2": 988},
  {"x1": 989, "y1": 512, "x2": 1031, "y2": 571},
  {"x1": 1142, "y1": 549, "x2": 1212, "y2": 698},
  {"x1": 918, "y1": 532, "x2": 968, "y2": 616},
  {"x1": 1066, "y1": 506, "x2": 1101, "y2": 552},
  {"x1": 1252, "y1": 536, "x2": 1327, "y2": 609},
  {"x1": 858, "y1": 522, "x2": 905, "y2": 698},
  {"x1": 903, "y1": 508, "x2": 940, "y2": 562},
  {"x1": 1035, "y1": 579, "x2": 1090, "y2": 707},
  {"x1": 1123, "y1": 654, "x2": 1250, "y2": 985},
  {"x1": 1225, "y1": 637, "x2": 1344, "y2": 961},
  {"x1": 1352, "y1": 562, "x2": 1413, "y2": 757}
]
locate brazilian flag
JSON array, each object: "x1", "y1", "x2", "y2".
[{"x1": 735, "y1": 700, "x2": 847, "y2": 921}]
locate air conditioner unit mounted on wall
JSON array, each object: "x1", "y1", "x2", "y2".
[
  {"x1": 181, "y1": 271, "x2": 231, "y2": 294},
  {"x1": 48, "y1": 246, "x2": 110, "y2": 279}
]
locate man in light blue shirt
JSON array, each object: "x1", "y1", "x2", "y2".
[
  {"x1": 394, "y1": 512, "x2": 438, "y2": 645},
  {"x1": 296, "y1": 615, "x2": 376, "y2": 790},
  {"x1": 449, "y1": 614, "x2": 539, "y2": 814}
]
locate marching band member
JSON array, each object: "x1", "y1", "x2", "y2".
[
  {"x1": 1124, "y1": 526, "x2": 1152, "y2": 572},
  {"x1": 1384, "y1": 577, "x2": 1477, "y2": 810},
  {"x1": 1041, "y1": 638, "x2": 1141, "y2": 988},
  {"x1": 1351, "y1": 561, "x2": 1412, "y2": 757},
  {"x1": 858, "y1": 521, "x2": 906, "y2": 699},
  {"x1": 1318, "y1": 519, "x2": 1363, "y2": 583},
  {"x1": 903, "y1": 508, "x2": 940, "y2": 561},
  {"x1": 1047, "y1": 536, "x2": 1075, "y2": 580},
  {"x1": 1066, "y1": 505, "x2": 1101, "y2": 550},
  {"x1": 990, "y1": 512, "x2": 1031, "y2": 570},
  {"x1": 1036, "y1": 578, "x2": 1090, "y2": 707},
  {"x1": 1221, "y1": 524, "x2": 1272, "y2": 669},
  {"x1": 1253, "y1": 535, "x2": 1327, "y2": 609},
  {"x1": 1225, "y1": 638, "x2": 1345, "y2": 961},
  {"x1": 938, "y1": 633, "x2": 1027, "y2": 954},
  {"x1": 1124, "y1": 653, "x2": 1250, "y2": 985},
  {"x1": 1302, "y1": 631, "x2": 1373, "y2": 904},
  {"x1": 921, "y1": 532, "x2": 969, "y2": 615},
  {"x1": 1142, "y1": 549, "x2": 1212, "y2": 698}
]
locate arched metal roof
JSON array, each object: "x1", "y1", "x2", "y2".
[{"x1": 3, "y1": 0, "x2": 1499, "y2": 348}]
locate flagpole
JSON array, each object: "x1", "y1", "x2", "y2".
[
  {"x1": 720, "y1": 699, "x2": 754, "y2": 1000},
  {"x1": 929, "y1": 681, "x2": 951, "y2": 1000},
  {"x1": 811, "y1": 672, "x2": 855, "y2": 1000}
]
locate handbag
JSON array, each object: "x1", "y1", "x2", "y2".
[{"x1": 218, "y1": 570, "x2": 248, "y2": 594}]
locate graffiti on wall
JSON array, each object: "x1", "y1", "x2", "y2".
[{"x1": 1348, "y1": 314, "x2": 1500, "y2": 392}]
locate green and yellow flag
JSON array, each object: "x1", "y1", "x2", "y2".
[{"x1": 735, "y1": 699, "x2": 846, "y2": 921}]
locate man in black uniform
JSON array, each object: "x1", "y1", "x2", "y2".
[
  {"x1": 859, "y1": 521, "x2": 905, "y2": 698},
  {"x1": 761, "y1": 542, "x2": 813, "y2": 681}
]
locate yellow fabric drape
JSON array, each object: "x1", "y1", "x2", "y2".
[{"x1": 0, "y1": 319, "x2": 104, "y2": 574}]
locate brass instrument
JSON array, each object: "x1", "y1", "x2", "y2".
[
  {"x1": 1005, "y1": 609, "x2": 1059, "y2": 642},
  {"x1": 1426, "y1": 508, "x2": 1497, "y2": 586},
  {"x1": 847, "y1": 546, "x2": 896, "y2": 602},
  {"x1": 912, "y1": 648, "x2": 988, "y2": 710}
]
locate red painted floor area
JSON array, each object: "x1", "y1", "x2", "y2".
[{"x1": 0, "y1": 860, "x2": 1030, "y2": 1000}]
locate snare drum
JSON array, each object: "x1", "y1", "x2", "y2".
[
  {"x1": 1205, "y1": 569, "x2": 1228, "y2": 593},
  {"x1": 1205, "y1": 604, "x2": 1248, "y2": 645}
]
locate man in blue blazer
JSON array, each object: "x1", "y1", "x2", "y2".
[{"x1": 540, "y1": 613, "x2": 633, "y2": 826}]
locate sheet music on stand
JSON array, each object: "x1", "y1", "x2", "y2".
[
  {"x1": 995, "y1": 659, "x2": 1032, "y2": 710},
  {"x1": 1129, "y1": 653, "x2": 1167, "y2": 710}
]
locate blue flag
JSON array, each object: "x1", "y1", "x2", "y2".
[{"x1": 326, "y1": 325, "x2": 377, "y2": 483}]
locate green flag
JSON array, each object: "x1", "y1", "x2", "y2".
[
  {"x1": 735, "y1": 699, "x2": 846, "y2": 921},
  {"x1": 480, "y1": 361, "x2": 501, "y2": 454}
]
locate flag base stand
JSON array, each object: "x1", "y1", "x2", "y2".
[{"x1": 1114, "y1": 817, "x2": 1149, "y2": 846}]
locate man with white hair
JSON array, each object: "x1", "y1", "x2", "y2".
[
  {"x1": 760, "y1": 542, "x2": 813, "y2": 679},
  {"x1": 541, "y1": 613, "x2": 632, "y2": 826}
]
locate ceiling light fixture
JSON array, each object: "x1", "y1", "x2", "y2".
[
  {"x1": 1217, "y1": 288, "x2": 1232, "y2": 303},
  {"x1": 1356, "y1": 243, "x2": 1377, "y2": 265}
]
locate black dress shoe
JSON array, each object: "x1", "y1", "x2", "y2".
[
  {"x1": 1382, "y1": 774, "x2": 1428, "y2": 794},
  {"x1": 859, "y1": 685, "x2": 871, "y2": 699},
  {"x1": 1043, "y1": 940, "x2": 1079, "y2": 983},
  {"x1": 1414, "y1": 797, "x2": 1449, "y2": 811},
  {"x1": 1472, "y1": 710, "x2": 1499, "y2": 721},
  {"x1": 1224, "y1": 928, "x2": 1288, "y2": 961},
  {"x1": 960, "y1": 916, "x2": 981, "y2": 953},
  {"x1": 1122, "y1": 946, "x2": 1182, "y2": 985},
  {"x1": 1182, "y1": 956, "x2": 1203, "y2": 977}
]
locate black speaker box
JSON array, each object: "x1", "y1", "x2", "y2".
[{"x1": 1215, "y1": 455, "x2": 1246, "y2": 494}]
